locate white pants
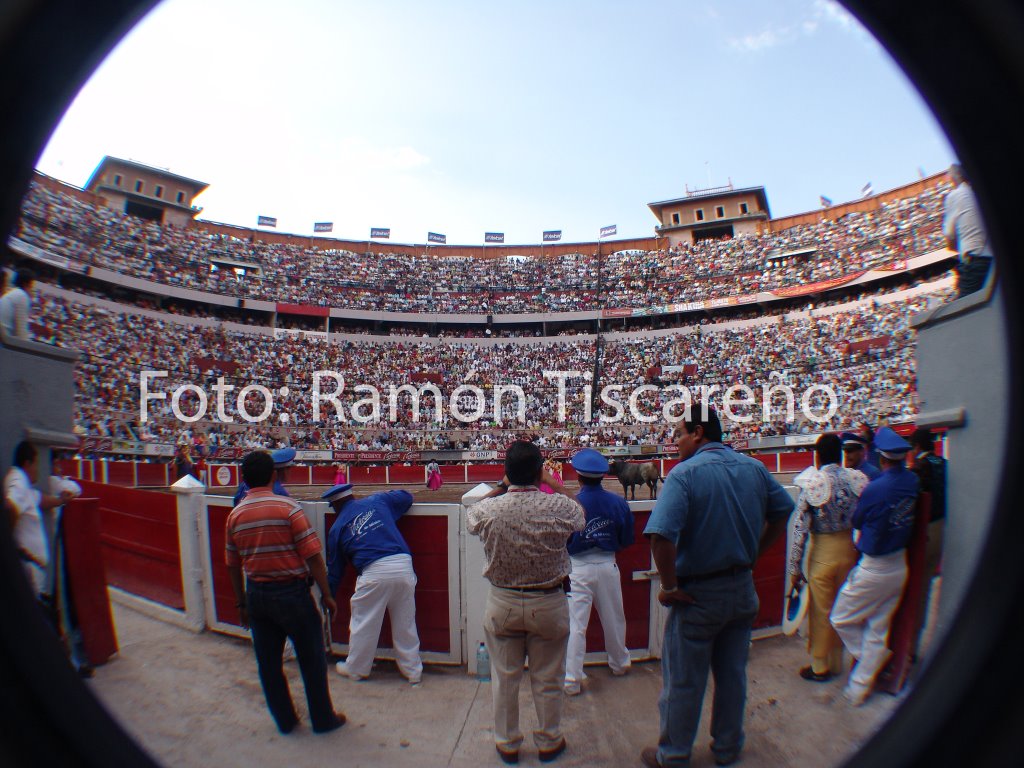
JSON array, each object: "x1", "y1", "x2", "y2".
[
  {"x1": 565, "y1": 553, "x2": 631, "y2": 685},
  {"x1": 830, "y1": 550, "x2": 907, "y2": 695},
  {"x1": 346, "y1": 554, "x2": 422, "y2": 682}
]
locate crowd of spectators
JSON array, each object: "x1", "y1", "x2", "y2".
[
  {"x1": 33, "y1": 278, "x2": 951, "y2": 453},
  {"x1": 17, "y1": 178, "x2": 949, "y2": 315}
]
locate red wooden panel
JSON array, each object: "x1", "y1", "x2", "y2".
[
  {"x1": 560, "y1": 465, "x2": 578, "y2": 482},
  {"x1": 136, "y1": 462, "x2": 168, "y2": 486},
  {"x1": 778, "y1": 451, "x2": 814, "y2": 472},
  {"x1": 389, "y1": 465, "x2": 425, "y2": 484},
  {"x1": 751, "y1": 453, "x2": 777, "y2": 471},
  {"x1": 62, "y1": 497, "x2": 118, "y2": 665},
  {"x1": 662, "y1": 459, "x2": 682, "y2": 474},
  {"x1": 208, "y1": 464, "x2": 238, "y2": 489},
  {"x1": 206, "y1": 502, "x2": 242, "y2": 625},
  {"x1": 439, "y1": 465, "x2": 464, "y2": 482},
  {"x1": 105, "y1": 461, "x2": 135, "y2": 487},
  {"x1": 467, "y1": 463, "x2": 505, "y2": 483},
  {"x1": 583, "y1": 510, "x2": 651, "y2": 652},
  {"x1": 350, "y1": 466, "x2": 387, "y2": 484},
  {"x1": 311, "y1": 465, "x2": 337, "y2": 485},
  {"x1": 289, "y1": 466, "x2": 312, "y2": 485},
  {"x1": 753, "y1": 532, "x2": 787, "y2": 629},
  {"x1": 79, "y1": 480, "x2": 184, "y2": 609},
  {"x1": 325, "y1": 511, "x2": 451, "y2": 654}
]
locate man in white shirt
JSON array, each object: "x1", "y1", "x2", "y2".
[
  {"x1": 5, "y1": 441, "x2": 73, "y2": 598},
  {"x1": 943, "y1": 163, "x2": 993, "y2": 298},
  {"x1": 0, "y1": 266, "x2": 36, "y2": 338}
]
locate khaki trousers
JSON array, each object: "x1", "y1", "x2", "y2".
[
  {"x1": 483, "y1": 585, "x2": 569, "y2": 752},
  {"x1": 807, "y1": 531, "x2": 859, "y2": 675}
]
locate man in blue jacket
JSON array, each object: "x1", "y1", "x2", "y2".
[
  {"x1": 841, "y1": 432, "x2": 881, "y2": 481},
  {"x1": 234, "y1": 447, "x2": 294, "y2": 506},
  {"x1": 830, "y1": 427, "x2": 919, "y2": 706},
  {"x1": 323, "y1": 483, "x2": 422, "y2": 684},
  {"x1": 563, "y1": 448, "x2": 634, "y2": 695}
]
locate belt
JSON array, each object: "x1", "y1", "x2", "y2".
[
  {"x1": 680, "y1": 564, "x2": 751, "y2": 583},
  {"x1": 247, "y1": 576, "x2": 313, "y2": 588},
  {"x1": 497, "y1": 584, "x2": 563, "y2": 594}
]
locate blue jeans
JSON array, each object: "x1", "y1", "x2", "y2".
[
  {"x1": 246, "y1": 579, "x2": 339, "y2": 733},
  {"x1": 956, "y1": 254, "x2": 993, "y2": 298},
  {"x1": 657, "y1": 572, "x2": 759, "y2": 767}
]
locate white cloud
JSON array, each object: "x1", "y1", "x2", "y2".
[
  {"x1": 729, "y1": 27, "x2": 787, "y2": 53},
  {"x1": 728, "y1": 0, "x2": 873, "y2": 54}
]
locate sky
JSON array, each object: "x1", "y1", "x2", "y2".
[{"x1": 34, "y1": 0, "x2": 956, "y2": 246}]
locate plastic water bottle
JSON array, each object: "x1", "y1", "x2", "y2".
[{"x1": 476, "y1": 642, "x2": 491, "y2": 681}]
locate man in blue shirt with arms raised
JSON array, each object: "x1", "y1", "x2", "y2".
[{"x1": 641, "y1": 404, "x2": 793, "y2": 768}]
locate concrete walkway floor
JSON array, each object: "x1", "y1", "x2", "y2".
[{"x1": 85, "y1": 603, "x2": 902, "y2": 768}]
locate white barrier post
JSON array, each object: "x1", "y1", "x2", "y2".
[{"x1": 170, "y1": 477, "x2": 208, "y2": 632}]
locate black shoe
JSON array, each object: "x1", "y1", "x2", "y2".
[
  {"x1": 313, "y1": 711, "x2": 347, "y2": 734},
  {"x1": 495, "y1": 745, "x2": 519, "y2": 764},
  {"x1": 539, "y1": 738, "x2": 567, "y2": 763},
  {"x1": 799, "y1": 665, "x2": 834, "y2": 682},
  {"x1": 77, "y1": 664, "x2": 94, "y2": 679}
]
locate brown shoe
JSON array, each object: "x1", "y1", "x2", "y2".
[
  {"x1": 539, "y1": 737, "x2": 567, "y2": 763},
  {"x1": 640, "y1": 747, "x2": 663, "y2": 768}
]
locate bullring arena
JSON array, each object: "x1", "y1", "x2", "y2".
[{"x1": 3, "y1": 164, "x2": 954, "y2": 766}]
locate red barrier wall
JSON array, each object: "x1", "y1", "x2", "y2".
[
  {"x1": 584, "y1": 510, "x2": 652, "y2": 652},
  {"x1": 311, "y1": 465, "x2": 338, "y2": 485},
  {"x1": 467, "y1": 463, "x2": 505, "y2": 482},
  {"x1": 389, "y1": 465, "x2": 426, "y2": 484},
  {"x1": 778, "y1": 452, "x2": 814, "y2": 472},
  {"x1": 209, "y1": 464, "x2": 238, "y2": 488},
  {"x1": 325, "y1": 511, "x2": 451, "y2": 653},
  {"x1": 350, "y1": 466, "x2": 388, "y2": 484},
  {"x1": 136, "y1": 462, "x2": 168, "y2": 486},
  {"x1": 105, "y1": 461, "x2": 135, "y2": 487},
  {"x1": 439, "y1": 465, "x2": 465, "y2": 483},
  {"x1": 80, "y1": 480, "x2": 184, "y2": 609},
  {"x1": 752, "y1": 454, "x2": 778, "y2": 472},
  {"x1": 62, "y1": 497, "x2": 119, "y2": 665},
  {"x1": 204, "y1": 502, "x2": 241, "y2": 625},
  {"x1": 753, "y1": 533, "x2": 787, "y2": 629}
]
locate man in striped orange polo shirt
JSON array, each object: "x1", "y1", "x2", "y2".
[{"x1": 226, "y1": 450, "x2": 345, "y2": 735}]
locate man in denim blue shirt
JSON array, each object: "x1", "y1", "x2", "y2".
[{"x1": 640, "y1": 405, "x2": 793, "y2": 768}]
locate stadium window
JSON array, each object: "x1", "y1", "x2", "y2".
[
  {"x1": 134, "y1": 179, "x2": 143, "y2": 193},
  {"x1": 716, "y1": 205, "x2": 725, "y2": 218},
  {"x1": 671, "y1": 212, "x2": 680, "y2": 225},
  {"x1": 695, "y1": 209, "x2": 704, "y2": 221},
  {"x1": 740, "y1": 202, "x2": 749, "y2": 214},
  {"x1": 176, "y1": 191, "x2": 184, "y2": 203},
  {"x1": 113, "y1": 174, "x2": 122, "y2": 186},
  {"x1": 155, "y1": 184, "x2": 163, "y2": 198}
]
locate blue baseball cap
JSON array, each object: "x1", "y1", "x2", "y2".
[
  {"x1": 570, "y1": 448, "x2": 609, "y2": 478},
  {"x1": 873, "y1": 427, "x2": 912, "y2": 459},
  {"x1": 271, "y1": 447, "x2": 296, "y2": 468},
  {"x1": 321, "y1": 483, "x2": 354, "y2": 503}
]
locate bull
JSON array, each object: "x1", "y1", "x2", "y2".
[{"x1": 609, "y1": 459, "x2": 660, "y2": 500}]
